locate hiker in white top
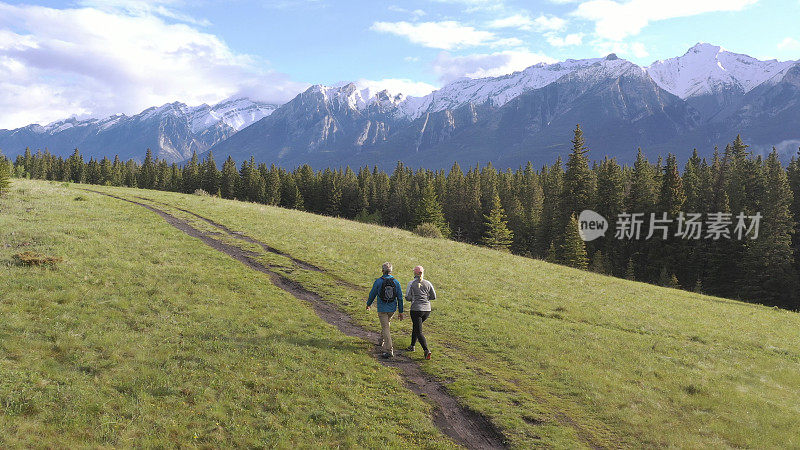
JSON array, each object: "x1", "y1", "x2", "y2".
[{"x1": 405, "y1": 265, "x2": 436, "y2": 360}]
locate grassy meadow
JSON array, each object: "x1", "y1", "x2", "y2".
[
  {"x1": 4, "y1": 178, "x2": 800, "y2": 448},
  {"x1": 0, "y1": 179, "x2": 453, "y2": 448}
]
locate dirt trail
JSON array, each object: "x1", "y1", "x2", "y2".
[
  {"x1": 138, "y1": 195, "x2": 607, "y2": 449},
  {"x1": 134, "y1": 196, "x2": 360, "y2": 289},
  {"x1": 84, "y1": 189, "x2": 508, "y2": 450}
]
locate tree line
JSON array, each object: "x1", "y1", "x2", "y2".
[{"x1": 9, "y1": 125, "x2": 800, "y2": 309}]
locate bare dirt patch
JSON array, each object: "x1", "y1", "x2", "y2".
[{"x1": 13, "y1": 251, "x2": 62, "y2": 266}]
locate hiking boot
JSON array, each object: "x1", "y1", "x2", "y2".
[
  {"x1": 381, "y1": 352, "x2": 393, "y2": 359},
  {"x1": 425, "y1": 351, "x2": 432, "y2": 360},
  {"x1": 377, "y1": 340, "x2": 384, "y2": 347},
  {"x1": 405, "y1": 345, "x2": 415, "y2": 352}
]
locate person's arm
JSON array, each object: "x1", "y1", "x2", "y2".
[
  {"x1": 428, "y1": 282, "x2": 436, "y2": 300},
  {"x1": 366, "y1": 279, "x2": 379, "y2": 309}
]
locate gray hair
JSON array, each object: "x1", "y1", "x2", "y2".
[{"x1": 382, "y1": 262, "x2": 393, "y2": 274}]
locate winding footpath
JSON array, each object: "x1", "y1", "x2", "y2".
[{"x1": 83, "y1": 189, "x2": 508, "y2": 450}]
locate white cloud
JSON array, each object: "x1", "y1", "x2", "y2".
[
  {"x1": 490, "y1": 37, "x2": 525, "y2": 47},
  {"x1": 777, "y1": 37, "x2": 800, "y2": 51},
  {"x1": 573, "y1": 0, "x2": 759, "y2": 41},
  {"x1": 371, "y1": 20, "x2": 496, "y2": 50},
  {"x1": 546, "y1": 32, "x2": 584, "y2": 47},
  {"x1": 354, "y1": 78, "x2": 438, "y2": 97},
  {"x1": 488, "y1": 14, "x2": 534, "y2": 30},
  {"x1": 0, "y1": 2, "x2": 306, "y2": 129},
  {"x1": 387, "y1": 5, "x2": 427, "y2": 18},
  {"x1": 430, "y1": 0, "x2": 505, "y2": 11},
  {"x1": 78, "y1": 0, "x2": 211, "y2": 26},
  {"x1": 433, "y1": 49, "x2": 557, "y2": 83},
  {"x1": 488, "y1": 13, "x2": 567, "y2": 33},
  {"x1": 533, "y1": 15, "x2": 567, "y2": 31}
]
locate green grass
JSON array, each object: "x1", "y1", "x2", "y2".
[
  {"x1": 5, "y1": 179, "x2": 800, "y2": 448},
  {"x1": 0, "y1": 179, "x2": 453, "y2": 448}
]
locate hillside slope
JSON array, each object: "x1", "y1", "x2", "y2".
[
  {"x1": 0, "y1": 179, "x2": 453, "y2": 448},
  {"x1": 5, "y1": 179, "x2": 800, "y2": 447}
]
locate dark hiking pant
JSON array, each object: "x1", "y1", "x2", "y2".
[{"x1": 410, "y1": 310, "x2": 430, "y2": 353}]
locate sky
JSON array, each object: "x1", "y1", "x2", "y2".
[{"x1": 0, "y1": 0, "x2": 798, "y2": 129}]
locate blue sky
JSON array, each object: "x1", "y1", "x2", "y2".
[{"x1": 0, "y1": 0, "x2": 798, "y2": 128}]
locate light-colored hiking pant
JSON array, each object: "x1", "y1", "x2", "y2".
[{"x1": 378, "y1": 311, "x2": 394, "y2": 354}]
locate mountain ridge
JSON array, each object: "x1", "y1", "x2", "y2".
[{"x1": 2, "y1": 43, "x2": 798, "y2": 167}]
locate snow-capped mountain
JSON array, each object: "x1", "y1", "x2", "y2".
[
  {"x1": 4, "y1": 43, "x2": 800, "y2": 169},
  {"x1": 0, "y1": 97, "x2": 278, "y2": 162},
  {"x1": 138, "y1": 98, "x2": 277, "y2": 134},
  {"x1": 647, "y1": 43, "x2": 796, "y2": 99},
  {"x1": 397, "y1": 56, "x2": 607, "y2": 119},
  {"x1": 209, "y1": 44, "x2": 800, "y2": 169}
]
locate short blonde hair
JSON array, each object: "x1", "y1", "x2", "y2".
[{"x1": 382, "y1": 262, "x2": 393, "y2": 274}]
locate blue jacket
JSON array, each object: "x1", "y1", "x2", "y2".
[{"x1": 367, "y1": 274, "x2": 404, "y2": 313}]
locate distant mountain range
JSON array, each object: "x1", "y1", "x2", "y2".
[
  {"x1": 0, "y1": 98, "x2": 277, "y2": 163},
  {"x1": 2, "y1": 43, "x2": 799, "y2": 169}
]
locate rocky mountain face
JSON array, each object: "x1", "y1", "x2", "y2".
[
  {"x1": 4, "y1": 43, "x2": 799, "y2": 169},
  {"x1": 210, "y1": 44, "x2": 800, "y2": 169},
  {"x1": 0, "y1": 98, "x2": 277, "y2": 162}
]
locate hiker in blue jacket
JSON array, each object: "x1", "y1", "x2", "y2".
[{"x1": 366, "y1": 262, "x2": 404, "y2": 358}]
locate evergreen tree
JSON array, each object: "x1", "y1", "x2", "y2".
[
  {"x1": 519, "y1": 161, "x2": 544, "y2": 254},
  {"x1": 0, "y1": 152, "x2": 11, "y2": 194},
  {"x1": 338, "y1": 167, "x2": 361, "y2": 217},
  {"x1": 23, "y1": 147, "x2": 32, "y2": 177},
  {"x1": 86, "y1": 158, "x2": 101, "y2": 184},
  {"x1": 321, "y1": 168, "x2": 342, "y2": 216},
  {"x1": 415, "y1": 182, "x2": 450, "y2": 236},
  {"x1": 590, "y1": 250, "x2": 608, "y2": 274},
  {"x1": 482, "y1": 192, "x2": 513, "y2": 251},
  {"x1": 200, "y1": 152, "x2": 220, "y2": 195},
  {"x1": 464, "y1": 166, "x2": 483, "y2": 243},
  {"x1": 111, "y1": 155, "x2": 124, "y2": 186},
  {"x1": 66, "y1": 148, "x2": 85, "y2": 183},
  {"x1": 139, "y1": 148, "x2": 157, "y2": 189},
  {"x1": 787, "y1": 150, "x2": 800, "y2": 273},
  {"x1": 183, "y1": 151, "x2": 200, "y2": 193},
  {"x1": 99, "y1": 157, "x2": 112, "y2": 185},
  {"x1": 596, "y1": 157, "x2": 625, "y2": 274},
  {"x1": 625, "y1": 258, "x2": 636, "y2": 280},
  {"x1": 538, "y1": 159, "x2": 564, "y2": 256},
  {"x1": 560, "y1": 213, "x2": 588, "y2": 269},
  {"x1": 280, "y1": 174, "x2": 304, "y2": 210},
  {"x1": 123, "y1": 159, "x2": 137, "y2": 187},
  {"x1": 627, "y1": 149, "x2": 659, "y2": 281},
  {"x1": 562, "y1": 124, "x2": 594, "y2": 219},
  {"x1": 444, "y1": 162, "x2": 468, "y2": 235},
  {"x1": 220, "y1": 156, "x2": 239, "y2": 199},
  {"x1": 659, "y1": 154, "x2": 686, "y2": 216},
  {"x1": 156, "y1": 160, "x2": 170, "y2": 190},
  {"x1": 739, "y1": 149, "x2": 798, "y2": 307}
]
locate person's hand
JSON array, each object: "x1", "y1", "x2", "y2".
[
  {"x1": 398, "y1": 313, "x2": 404, "y2": 320},
  {"x1": 366, "y1": 304, "x2": 371, "y2": 310}
]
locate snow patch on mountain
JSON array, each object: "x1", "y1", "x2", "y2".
[
  {"x1": 396, "y1": 55, "x2": 646, "y2": 119},
  {"x1": 311, "y1": 83, "x2": 406, "y2": 111},
  {"x1": 188, "y1": 98, "x2": 277, "y2": 133},
  {"x1": 31, "y1": 97, "x2": 277, "y2": 137},
  {"x1": 647, "y1": 43, "x2": 797, "y2": 99}
]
